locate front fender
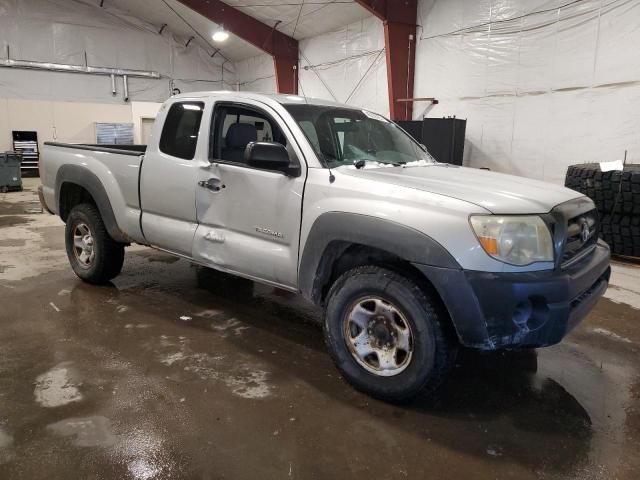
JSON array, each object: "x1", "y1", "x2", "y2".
[{"x1": 298, "y1": 212, "x2": 460, "y2": 303}]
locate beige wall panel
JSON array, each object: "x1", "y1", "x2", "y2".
[
  {"x1": 0, "y1": 99, "x2": 135, "y2": 157},
  {"x1": 0, "y1": 99, "x2": 10, "y2": 151},
  {"x1": 131, "y1": 101, "x2": 162, "y2": 144},
  {"x1": 6, "y1": 98, "x2": 55, "y2": 153},
  {"x1": 51, "y1": 101, "x2": 132, "y2": 144}
]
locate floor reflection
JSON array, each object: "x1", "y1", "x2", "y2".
[{"x1": 194, "y1": 265, "x2": 595, "y2": 473}]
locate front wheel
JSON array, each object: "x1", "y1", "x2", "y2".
[
  {"x1": 65, "y1": 203, "x2": 125, "y2": 284},
  {"x1": 324, "y1": 266, "x2": 457, "y2": 402}
]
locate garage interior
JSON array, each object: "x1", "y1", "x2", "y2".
[{"x1": 1, "y1": 0, "x2": 640, "y2": 478}]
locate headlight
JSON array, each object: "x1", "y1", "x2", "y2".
[{"x1": 469, "y1": 215, "x2": 554, "y2": 266}]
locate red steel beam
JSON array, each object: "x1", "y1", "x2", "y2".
[
  {"x1": 177, "y1": 0, "x2": 298, "y2": 94},
  {"x1": 356, "y1": 0, "x2": 418, "y2": 121}
]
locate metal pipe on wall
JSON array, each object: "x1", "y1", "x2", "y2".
[
  {"x1": 110, "y1": 74, "x2": 117, "y2": 96},
  {"x1": 2, "y1": 45, "x2": 159, "y2": 79},
  {"x1": 123, "y1": 75, "x2": 129, "y2": 102}
]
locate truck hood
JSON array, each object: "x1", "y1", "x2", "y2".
[{"x1": 338, "y1": 164, "x2": 582, "y2": 214}]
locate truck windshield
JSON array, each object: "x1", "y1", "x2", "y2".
[{"x1": 284, "y1": 104, "x2": 435, "y2": 168}]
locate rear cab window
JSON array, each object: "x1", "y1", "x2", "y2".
[{"x1": 159, "y1": 102, "x2": 205, "y2": 160}]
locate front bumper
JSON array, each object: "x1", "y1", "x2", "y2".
[{"x1": 414, "y1": 240, "x2": 611, "y2": 350}]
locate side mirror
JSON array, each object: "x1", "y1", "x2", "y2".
[{"x1": 244, "y1": 141, "x2": 293, "y2": 174}]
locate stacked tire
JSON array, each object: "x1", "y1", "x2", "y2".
[{"x1": 565, "y1": 163, "x2": 640, "y2": 256}]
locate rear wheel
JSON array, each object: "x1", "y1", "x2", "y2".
[
  {"x1": 324, "y1": 266, "x2": 457, "y2": 402},
  {"x1": 65, "y1": 203, "x2": 125, "y2": 284}
]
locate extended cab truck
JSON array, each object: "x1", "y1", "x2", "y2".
[{"x1": 39, "y1": 92, "x2": 611, "y2": 401}]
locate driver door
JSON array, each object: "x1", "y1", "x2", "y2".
[{"x1": 192, "y1": 100, "x2": 306, "y2": 289}]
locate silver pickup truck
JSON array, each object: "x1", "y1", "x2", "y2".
[{"x1": 39, "y1": 92, "x2": 611, "y2": 401}]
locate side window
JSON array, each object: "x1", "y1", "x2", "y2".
[
  {"x1": 159, "y1": 102, "x2": 204, "y2": 160},
  {"x1": 212, "y1": 105, "x2": 287, "y2": 165}
]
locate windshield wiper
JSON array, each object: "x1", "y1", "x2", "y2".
[{"x1": 353, "y1": 159, "x2": 402, "y2": 169}]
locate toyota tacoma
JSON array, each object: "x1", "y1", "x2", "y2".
[{"x1": 39, "y1": 92, "x2": 611, "y2": 401}]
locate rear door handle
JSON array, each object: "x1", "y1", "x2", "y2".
[{"x1": 198, "y1": 178, "x2": 225, "y2": 192}]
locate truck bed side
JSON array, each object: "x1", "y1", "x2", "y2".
[{"x1": 40, "y1": 142, "x2": 146, "y2": 244}]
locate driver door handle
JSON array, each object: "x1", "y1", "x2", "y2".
[{"x1": 198, "y1": 178, "x2": 225, "y2": 192}]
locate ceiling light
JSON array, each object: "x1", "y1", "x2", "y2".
[{"x1": 212, "y1": 29, "x2": 229, "y2": 42}]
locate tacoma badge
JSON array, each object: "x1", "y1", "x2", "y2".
[{"x1": 255, "y1": 226, "x2": 283, "y2": 238}]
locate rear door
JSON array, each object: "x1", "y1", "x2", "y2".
[
  {"x1": 140, "y1": 99, "x2": 208, "y2": 256},
  {"x1": 192, "y1": 100, "x2": 307, "y2": 289}
]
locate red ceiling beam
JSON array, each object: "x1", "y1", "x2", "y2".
[
  {"x1": 177, "y1": 0, "x2": 299, "y2": 94},
  {"x1": 355, "y1": 0, "x2": 418, "y2": 121}
]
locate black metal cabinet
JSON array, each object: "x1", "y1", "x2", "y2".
[{"x1": 397, "y1": 118, "x2": 466, "y2": 166}]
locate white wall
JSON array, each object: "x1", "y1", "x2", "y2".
[
  {"x1": 414, "y1": 0, "x2": 640, "y2": 183},
  {"x1": 238, "y1": 0, "x2": 640, "y2": 185},
  {"x1": 299, "y1": 16, "x2": 388, "y2": 115},
  {"x1": 235, "y1": 55, "x2": 277, "y2": 93},
  {"x1": 235, "y1": 16, "x2": 388, "y2": 115},
  {"x1": 0, "y1": 0, "x2": 236, "y2": 104},
  {"x1": 0, "y1": 0, "x2": 236, "y2": 156},
  {"x1": 7, "y1": 0, "x2": 635, "y2": 185}
]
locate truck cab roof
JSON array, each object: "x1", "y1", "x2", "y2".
[{"x1": 171, "y1": 90, "x2": 360, "y2": 110}]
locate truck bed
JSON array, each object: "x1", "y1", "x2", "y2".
[
  {"x1": 40, "y1": 142, "x2": 147, "y2": 244},
  {"x1": 44, "y1": 142, "x2": 147, "y2": 155}
]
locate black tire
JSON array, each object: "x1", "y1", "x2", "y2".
[
  {"x1": 601, "y1": 214, "x2": 640, "y2": 256},
  {"x1": 324, "y1": 266, "x2": 457, "y2": 402},
  {"x1": 565, "y1": 163, "x2": 640, "y2": 215},
  {"x1": 566, "y1": 163, "x2": 640, "y2": 256},
  {"x1": 65, "y1": 203, "x2": 125, "y2": 284}
]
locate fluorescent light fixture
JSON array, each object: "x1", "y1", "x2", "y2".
[
  {"x1": 212, "y1": 29, "x2": 229, "y2": 42},
  {"x1": 182, "y1": 104, "x2": 202, "y2": 111}
]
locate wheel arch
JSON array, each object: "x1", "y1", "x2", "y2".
[
  {"x1": 298, "y1": 212, "x2": 460, "y2": 306},
  {"x1": 56, "y1": 164, "x2": 128, "y2": 243}
]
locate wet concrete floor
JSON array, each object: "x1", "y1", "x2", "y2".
[{"x1": 1, "y1": 179, "x2": 640, "y2": 479}]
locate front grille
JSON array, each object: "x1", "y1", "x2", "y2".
[{"x1": 561, "y1": 209, "x2": 598, "y2": 267}]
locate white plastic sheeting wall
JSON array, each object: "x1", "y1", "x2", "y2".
[
  {"x1": 235, "y1": 16, "x2": 389, "y2": 116},
  {"x1": 298, "y1": 16, "x2": 388, "y2": 115},
  {"x1": 415, "y1": 0, "x2": 640, "y2": 183},
  {"x1": 0, "y1": 0, "x2": 236, "y2": 104},
  {"x1": 5, "y1": 0, "x2": 635, "y2": 186},
  {"x1": 235, "y1": 54, "x2": 277, "y2": 93}
]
